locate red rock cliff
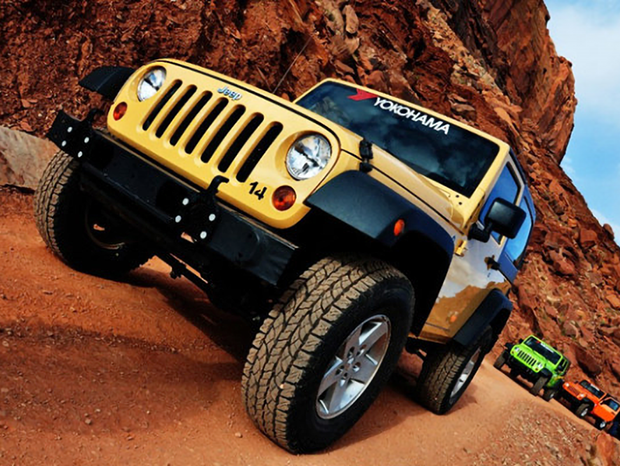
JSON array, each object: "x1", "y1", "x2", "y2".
[{"x1": 1, "y1": 0, "x2": 620, "y2": 391}]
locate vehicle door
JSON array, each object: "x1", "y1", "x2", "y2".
[{"x1": 420, "y1": 159, "x2": 534, "y2": 341}]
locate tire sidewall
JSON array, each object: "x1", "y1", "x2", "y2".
[
  {"x1": 285, "y1": 278, "x2": 413, "y2": 452},
  {"x1": 444, "y1": 339, "x2": 487, "y2": 410},
  {"x1": 493, "y1": 351, "x2": 507, "y2": 369},
  {"x1": 576, "y1": 404, "x2": 589, "y2": 418},
  {"x1": 36, "y1": 151, "x2": 148, "y2": 276},
  {"x1": 543, "y1": 388, "x2": 556, "y2": 401}
]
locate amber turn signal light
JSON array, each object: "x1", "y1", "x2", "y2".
[
  {"x1": 113, "y1": 102, "x2": 128, "y2": 121},
  {"x1": 272, "y1": 186, "x2": 296, "y2": 211},
  {"x1": 393, "y1": 219, "x2": 405, "y2": 236}
]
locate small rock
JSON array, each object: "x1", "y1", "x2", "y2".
[
  {"x1": 562, "y1": 321, "x2": 579, "y2": 338},
  {"x1": 366, "y1": 70, "x2": 386, "y2": 90},
  {"x1": 235, "y1": 432, "x2": 243, "y2": 438},
  {"x1": 548, "y1": 250, "x2": 576, "y2": 277},
  {"x1": 606, "y1": 294, "x2": 620, "y2": 310},
  {"x1": 451, "y1": 102, "x2": 477, "y2": 120},
  {"x1": 343, "y1": 5, "x2": 359, "y2": 34},
  {"x1": 579, "y1": 228, "x2": 598, "y2": 249},
  {"x1": 572, "y1": 344, "x2": 602, "y2": 377},
  {"x1": 1, "y1": 341, "x2": 8, "y2": 348},
  {"x1": 85, "y1": 418, "x2": 92, "y2": 426}
]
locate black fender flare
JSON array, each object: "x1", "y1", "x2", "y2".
[
  {"x1": 307, "y1": 171, "x2": 455, "y2": 333},
  {"x1": 539, "y1": 368, "x2": 552, "y2": 379},
  {"x1": 307, "y1": 171, "x2": 453, "y2": 257},
  {"x1": 79, "y1": 66, "x2": 135, "y2": 100},
  {"x1": 453, "y1": 288, "x2": 513, "y2": 348}
]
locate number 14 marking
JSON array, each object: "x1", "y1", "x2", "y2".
[{"x1": 249, "y1": 181, "x2": 267, "y2": 201}]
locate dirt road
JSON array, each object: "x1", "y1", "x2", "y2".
[{"x1": 0, "y1": 188, "x2": 609, "y2": 465}]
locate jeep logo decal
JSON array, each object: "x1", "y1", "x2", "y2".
[{"x1": 217, "y1": 85, "x2": 242, "y2": 101}]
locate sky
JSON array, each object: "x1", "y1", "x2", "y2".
[{"x1": 545, "y1": 0, "x2": 620, "y2": 241}]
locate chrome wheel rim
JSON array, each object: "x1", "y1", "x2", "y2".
[
  {"x1": 450, "y1": 348, "x2": 482, "y2": 400},
  {"x1": 316, "y1": 315, "x2": 391, "y2": 420}
]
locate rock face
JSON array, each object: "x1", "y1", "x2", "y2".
[
  {"x1": 1, "y1": 0, "x2": 620, "y2": 407},
  {"x1": 0, "y1": 127, "x2": 57, "y2": 189}
]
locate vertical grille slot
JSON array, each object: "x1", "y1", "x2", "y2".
[
  {"x1": 236, "y1": 123, "x2": 283, "y2": 182},
  {"x1": 143, "y1": 81, "x2": 182, "y2": 131},
  {"x1": 155, "y1": 85, "x2": 197, "y2": 138},
  {"x1": 218, "y1": 114, "x2": 264, "y2": 173},
  {"x1": 170, "y1": 92, "x2": 212, "y2": 147},
  {"x1": 201, "y1": 106, "x2": 246, "y2": 164},
  {"x1": 185, "y1": 99, "x2": 229, "y2": 154}
]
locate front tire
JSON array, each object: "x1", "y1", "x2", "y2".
[
  {"x1": 529, "y1": 376, "x2": 548, "y2": 396},
  {"x1": 241, "y1": 255, "x2": 414, "y2": 453},
  {"x1": 593, "y1": 418, "x2": 607, "y2": 430},
  {"x1": 574, "y1": 402, "x2": 590, "y2": 418},
  {"x1": 416, "y1": 327, "x2": 492, "y2": 414},
  {"x1": 34, "y1": 150, "x2": 151, "y2": 276},
  {"x1": 493, "y1": 350, "x2": 507, "y2": 370}
]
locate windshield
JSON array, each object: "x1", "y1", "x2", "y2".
[
  {"x1": 524, "y1": 337, "x2": 561, "y2": 364},
  {"x1": 580, "y1": 380, "x2": 605, "y2": 398},
  {"x1": 296, "y1": 82, "x2": 500, "y2": 197},
  {"x1": 603, "y1": 398, "x2": 620, "y2": 411}
]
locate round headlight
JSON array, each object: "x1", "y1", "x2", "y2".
[
  {"x1": 137, "y1": 67, "x2": 166, "y2": 101},
  {"x1": 286, "y1": 134, "x2": 331, "y2": 180}
]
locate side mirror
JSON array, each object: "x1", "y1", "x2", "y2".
[
  {"x1": 518, "y1": 338, "x2": 524, "y2": 344},
  {"x1": 468, "y1": 198, "x2": 526, "y2": 242}
]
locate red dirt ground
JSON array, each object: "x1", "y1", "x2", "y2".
[{"x1": 0, "y1": 187, "x2": 612, "y2": 465}]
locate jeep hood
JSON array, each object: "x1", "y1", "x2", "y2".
[{"x1": 331, "y1": 129, "x2": 456, "y2": 226}]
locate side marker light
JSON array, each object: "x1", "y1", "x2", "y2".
[
  {"x1": 113, "y1": 102, "x2": 128, "y2": 121},
  {"x1": 394, "y1": 219, "x2": 405, "y2": 236}
]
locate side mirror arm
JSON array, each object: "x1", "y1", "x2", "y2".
[{"x1": 468, "y1": 223, "x2": 492, "y2": 242}]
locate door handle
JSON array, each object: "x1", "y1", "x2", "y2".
[{"x1": 485, "y1": 256, "x2": 500, "y2": 270}]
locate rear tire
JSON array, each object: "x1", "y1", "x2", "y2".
[
  {"x1": 542, "y1": 387, "x2": 558, "y2": 401},
  {"x1": 34, "y1": 150, "x2": 151, "y2": 276},
  {"x1": 416, "y1": 327, "x2": 492, "y2": 414},
  {"x1": 241, "y1": 255, "x2": 414, "y2": 453}
]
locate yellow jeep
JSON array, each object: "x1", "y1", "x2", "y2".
[{"x1": 36, "y1": 60, "x2": 535, "y2": 453}]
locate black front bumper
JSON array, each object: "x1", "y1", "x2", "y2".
[
  {"x1": 47, "y1": 111, "x2": 296, "y2": 287},
  {"x1": 504, "y1": 355, "x2": 540, "y2": 383}
]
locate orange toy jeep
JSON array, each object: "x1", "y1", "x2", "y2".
[{"x1": 560, "y1": 379, "x2": 620, "y2": 430}]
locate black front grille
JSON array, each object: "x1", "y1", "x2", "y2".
[
  {"x1": 201, "y1": 106, "x2": 246, "y2": 163},
  {"x1": 169, "y1": 92, "x2": 212, "y2": 147},
  {"x1": 143, "y1": 81, "x2": 182, "y2": 131},
  {"x1": 236, "y1": 123, "x2": 283, "y2": 182},
  {"x1": 138, "y1": 79, "x2": 286, "y2": 181},
  {"x1": 218, "y1": 114, "x2": 265, "y2": 173},
  {"x1": 155, "y1": 86, "x2": 197, "y2": 138},
  {"x1": 184, "y1": 98, "x2": 229, "y2": 154}
]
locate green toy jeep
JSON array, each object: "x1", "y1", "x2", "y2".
[{"x1": 494, "y1": 335, "x2": 570, "y2": 400}]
